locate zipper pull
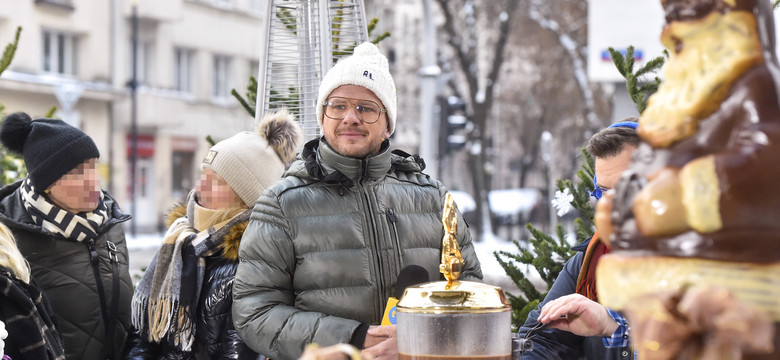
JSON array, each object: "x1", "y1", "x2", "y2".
[
  {"x1": 387, "y1": 209, "x2": 397, "y2": 223},
  {"x1": 107, "y1": 241, "x2": 118, "y2": 263},
  {"x1": 86, "y1": 239, "x2": 99, "y2": 265}
]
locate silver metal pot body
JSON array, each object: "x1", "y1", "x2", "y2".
[{"x1": 396, "y1": 281, "x2": 512, "y2": 359}]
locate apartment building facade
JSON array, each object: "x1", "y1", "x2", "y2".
[{"x1": 0, "y1": 0, "x2": 266, "y2": 232}]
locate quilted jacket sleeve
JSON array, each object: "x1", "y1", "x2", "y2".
[{"x1": 232, "y1": 188, "x2": 361, "y2": 360}]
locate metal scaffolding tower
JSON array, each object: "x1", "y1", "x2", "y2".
[{"x1": 256, "y1": 0, "x2": 369, "y2": 141}]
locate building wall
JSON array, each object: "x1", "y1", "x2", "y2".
[{"x1": 0, "y1": 0, "x2": 264, "y2": 233}]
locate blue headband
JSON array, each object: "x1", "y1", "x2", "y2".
[
  {"x1": 591, "y1": 121, "x2": 639, "y2": 199},
  {"x1": 608, "y1": 121, "x2": 638, "y2": 129}
]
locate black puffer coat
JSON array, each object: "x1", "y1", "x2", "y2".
[
  {"x1": 126, "y1": 204, "x2": 260, "y2": 360},
  {"x1": 0, "y1": 180, "x2": 134, "y2": 360}
]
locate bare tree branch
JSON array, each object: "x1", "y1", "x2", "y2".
[
  {"x1": 435, "y1": 0, "x2": 479, "y2": 100},
  {"x1": 527, "y1": 6, "x2": 600, "y2": 129},
  {"x1": 484, "y1": 1, "x2": 520, "y2": 110}
]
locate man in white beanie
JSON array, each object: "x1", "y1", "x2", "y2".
[{"x1": 234, "y1": 42, "x2": 483, "y2": 360}]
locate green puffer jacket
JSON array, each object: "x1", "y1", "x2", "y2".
[
  {"x1": 233, "y1": 138, "x2": 482, "y2": 360},
  {"x1": 0, "y1": 180, "x2": 134, "y2": 360}
]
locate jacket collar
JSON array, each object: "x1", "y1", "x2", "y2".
[
  {"x1": 165, "y1": 195, "x2": 249, "y2": 262},
  {"x1": 315, "y1": 137, "x2": 392, "y2": 182},
  {"x1": 0, "y1": 180, "x2": 130, "y2": 236}
]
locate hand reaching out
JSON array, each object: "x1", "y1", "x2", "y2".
[{"x1": 537, "y1": 294, "x2": 619, "y2": 337}]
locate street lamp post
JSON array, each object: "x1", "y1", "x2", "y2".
[
  {"x1": 540, "y1": 131, "x2": 555, "y2": 231},
  {"x1": 419, "y1": 0, "x2": 441, "y2": 179},
  {"x1": 129, "y1": 0, "x2": 139, "y2": 236}
]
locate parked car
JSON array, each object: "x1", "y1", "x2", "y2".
[
  {"x1": 448, "y1": 188, "x2": 543, "y2": 231},
  {"x1": 489, "y1": 188, "x2": 542, "y2": 226}
]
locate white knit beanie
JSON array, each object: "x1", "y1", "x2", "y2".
[
  {"x1": 316, "y1": 42, "x2": 397, "y2": 135},
  {"x1": 201, "y1": 109, "x2": 302, "y2": 207}
]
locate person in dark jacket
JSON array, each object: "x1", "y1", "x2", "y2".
[
  {"x1": 517, "y1": 120, "x2": 640, "y2": 360},
  {"x1": 127, "y1": 109, "x2": 301, "y2": 360},
  {"x1": 233, "y1": 42, "x2": 483, "y2": 360},
  {"x1": 0, "y1": 112, "x2": 134, "y2": 360},
  {"x1": 0, "y1": 221, "x2": 66, "y2": 360}
]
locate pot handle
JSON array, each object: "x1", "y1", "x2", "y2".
[{"x1": 512, "y1": 332, "x2": 533, "y2": 358}]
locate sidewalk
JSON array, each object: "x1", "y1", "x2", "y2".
[{"x1": 126, "y1": 233, "x2": 163, "y2": 286}]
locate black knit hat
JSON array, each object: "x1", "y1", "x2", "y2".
[{"x1": 0, "y1": 112, "x2": 100, "y2": 191}]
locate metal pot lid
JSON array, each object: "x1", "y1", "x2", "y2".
[{"x1": 396, "y1": 280, "x2": 510, "y2": 312}]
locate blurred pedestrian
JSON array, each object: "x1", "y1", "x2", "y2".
[
  {"x1": 233, "y1": 42, "x2": 483, "y2": 360},
  {"x1": 0, "y1": 113, "x2": 134, "y2": 360},
  {"x1": 127, "y1": 109, "x2": 301, "y2": 359}
]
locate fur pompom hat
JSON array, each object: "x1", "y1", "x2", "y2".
[
  {"x1": 201, "y1": 108, "x2": 303, "y2": 207},
  {"x1": 0, "y1": 112, "x2": 100, "y2": 191},
  {"x1": 316, "y1": 42, "x2": 397, "y2": 135}
]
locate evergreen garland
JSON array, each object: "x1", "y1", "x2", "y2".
[
  {"x1": 0, "y1": 26, "x2": 27, "y2": 186},
  {"x1": 0, "y1": 27, "x2": 20, "y2": 76},
  {"x1": 608, "y1": 46, "x2": 667, "y2": 114}
]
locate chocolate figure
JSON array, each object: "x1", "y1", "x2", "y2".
[{"x1": 595, "y1": 1, "x2": 780, "y2": 359}]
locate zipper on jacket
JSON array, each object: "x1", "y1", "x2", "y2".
[
  {"x1": 86, "y1": 239, "x2": 101, "y2": 267},
  {"x1": 359, "y1": 179, "x2": 385, "y2": 319},
  {"x1": 386, "y1": 209, "x2": 403, "y2": 270},
  {"x1": 86, "y1": 239, "x2": 115, "y2": 359}
]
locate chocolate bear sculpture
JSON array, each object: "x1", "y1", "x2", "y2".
[
  {"x1": 596, "y1": 0, "x2": 780, "y2": 263},
  {"x1": 594, "y1": 1, "x2": 780, "y2": 359}
]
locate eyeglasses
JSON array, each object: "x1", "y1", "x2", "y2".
[
  {"x1": 590, "y1": 186, "x2": 607, "y2": 200},
  {"x1": 323, "y1": 96, "x2": 386, "y2": 124},
  {"x1": 590, "y1": 174, "x2": 608, "y2": 200}
]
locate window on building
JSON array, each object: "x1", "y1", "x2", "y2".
[
  {"x1": 212, "y1": 54, "x2": 232, "y2": 100},
  {"x1": 42, "y1": 29, "x2": 79, "y2": 75},
  {"x1": 213, "y1": 0, "x2": 231, "y2": 8},
  {"x1": 249, "y1": 0, "x2": 263, "y2": 12},
  {"x1": 174, "y1": 47, "x2": 195, "y2": 93},
  {"x1": 249, "y1": 60, "x2": 259, "y2": 80},
  {"x1": 172, "y1": 151, "x2": 195, "y2": 201},
  {"x1": 129, "y1": 40, "x2": 153, "y2": 85},
  {"x1": 35, "y1": 0, "x2": 74, "y2": 10}
]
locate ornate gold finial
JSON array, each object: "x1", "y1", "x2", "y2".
[{"x1": 440, "y1": 192, "x2": 464, "y2": 288}]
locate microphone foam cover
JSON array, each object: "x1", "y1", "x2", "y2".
[{"x1": 395, "y1": 265, "x2": 430, "y2": 299}]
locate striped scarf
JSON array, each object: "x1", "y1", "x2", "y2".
[
  {"x1": 131, "y1": 193, "x2": 250, "y2": 352},
  {"x1": 0, "y1": 267, "x2": 65, "y2": 360},
  {"x1": 19, "y1": 178, "x2": 108, "y2": 242}
]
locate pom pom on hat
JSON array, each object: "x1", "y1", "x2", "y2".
[
  {"x1": 0, "y1": 112, "x2": 99, "y2": 191},
  {"x1": 201, "y1": 108, "x2": 302, "y2": 207},
  {"x1": 316, "y1": 42, "x2": 397, "y2": 135},
  {"x1": 0, "y1": 112, "x2": 34, "y2": 154},
  {"x1": 259, "y1": 108, "x2": 304, "y2": 163}
]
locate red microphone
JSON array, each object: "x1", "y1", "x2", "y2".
[{"x1": 382, "y1": 265, "x2": 429, "y2": 325}]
